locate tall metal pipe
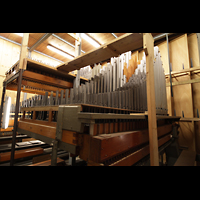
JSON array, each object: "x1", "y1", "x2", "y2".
[{"x1": 166, "y1": 34, "x2": 173, "y2": 97}]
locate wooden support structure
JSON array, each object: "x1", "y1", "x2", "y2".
[
  {"x1": 143, "y1": 33, "x2": 159, "y2": 166},
  {"x1": 1, "y1": 33, "x2": 181, "y2": 166},
  {"x1": 18, "y1": 34, "x2": 29, "y2": 70},
  {"x1": 10, "y1": 33, "x2": 29, "y2": 166}
]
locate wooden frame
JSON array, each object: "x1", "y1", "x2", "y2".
[
  {"x1": 158, "y1": 33, "x2": 199, "y2": 152},
  {"x1": 1, "y1": 33, "x2": 170, "y2": 166},
  {"x1": 57, "y1": 33, "x2": 144, "y2": 73}
]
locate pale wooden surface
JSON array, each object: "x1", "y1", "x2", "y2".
[
  {"x1": 143, "y1": 33, "x2": 159, "y2": 166},
  {"x1": 57, "y1": 33, "x2": 144, "y2": 72},
  {"x1": 159, "y1": 34, "x2": 196, "y2": 152},
  {"x1": 18, "y1": 33, "x2": 29, "y2": 70}
]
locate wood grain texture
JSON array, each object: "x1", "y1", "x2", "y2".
[
  {"x1": 143, "y1": 33, "x2": 159, "y2": 166},
  {"x1": 169, "y1": 34, "x2": 195, "y2": 151},
  {"x1": 0, "y1": 147, "x2": 43, "y2": 162}
]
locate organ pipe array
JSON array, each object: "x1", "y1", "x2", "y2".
[{"x1": 19, "y1": 46, "x2": 167, "y2": 114}]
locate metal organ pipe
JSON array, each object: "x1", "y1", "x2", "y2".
[{"x1": 20, "y1": 47, "x2": 167, "y2": 115}]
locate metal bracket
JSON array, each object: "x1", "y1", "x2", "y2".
[{"x1": 56, "y1": 106, "x2": 64, "y2": 141}]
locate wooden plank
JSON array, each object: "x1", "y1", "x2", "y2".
[
  {"x1": 57, "y1": 33, "x2": 143, "y2": 73},
  {"x1": 22, "y1": 70, "x2": 73, "y2": 89},
  {"x1": 166, "y1": 77, "x2": 200, "y2": 87},
  {"x1": 26, "y1": 58, "x2": 88, "y2": 82},
  {"x1": 180, "y1": 118, "x2": 200, "y2": 122},
  {"x1": 174, "y1": 150, "x2": 196, "y2": 166},
  {"x1": 20, "y1": 118, "x2": 57, "y2": 127},
  {"x1": 170, "y1": 34, "x2": 195, "y2": 152},
  {"x1": 21, "y1": 105, "x2": 59, "y2": 112},
  {"x1": 18, "y1": 33, "x2": 29, "y2": 70},
  {"x1": 110, "y1": 134, "x2": 171, "y2": 166},
  {"x1": 0, "y1": 147, "x2": 43, "y2": 162},
  {"x1": 18, "y1": 121, "x2": 56, "y2": 139},
  {"x1": 78, "y1": 112, "x2": 146, "y2": 120},
  {"x1": 143, "y1": 33, "x2": 159, "y2": 166},
  {"x1": 21, "y1": 80, "x2": 66, "y2": 93},
  {"x1": 165, "y1": 67, "x2": 200, "y2": 77},
  {"x1": 0, "y1": 127, "x2": 13, "y2": 133},
  {"x1": 89, "y1": 124, "x2": 172, "y2": 163},
  {"x1": 6, "y1": 84, "x2": 62, "y2": 97}
]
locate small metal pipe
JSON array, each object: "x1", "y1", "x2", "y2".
[{"x1": 111, "y1": 33, "x2": 117, "y2": 38}]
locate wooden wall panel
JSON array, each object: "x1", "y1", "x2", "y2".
[
  {"x1": 188, "y1": 33, "x2": 200, "y2": 117},
  {"x1": 0, "y1": 38, "x2": 21, "y2": 105},
  {"x1": 169, "y1": 34, "x2": 195, "y2": 151},
  {"x1": 0, "y1": 38, "x2": 62, "y2": 105},
  {"x1": 187, "y1": 33, "x2": 200, "y2": 153}
]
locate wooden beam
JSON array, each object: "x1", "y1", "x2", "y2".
[
  {"x1": 143, "y1": 33, "x2": 159, "y2": 166},
  {"x1": 0, "y1": 147, "x2": 44, "y2": 162},
  {"x1": 165, "y1": 66, "x2": 200, "y2": 77},
  {"x1": 6, "y1": 84, "x2": 64, "y2": 97},
  {"x1": 22, "y1": 70, "x2": 73, "y2": 89},
  {"x1": 21, "y1": 80, "x2": 66, "y2": 93},
  {"x1": 166, "y1": 77, "x2": 200, "y2": 87},
  {"x1": 68, "y1": 33, "x2": 78, "y2": 40},
  {"x1": 18, "y1": 33, "x2": 29, "y2": 70},
  {"x1": 57, "y1": 33, "x2": 143, "y2": 73},
  {"x1": 29, "y1": 33, "x2": 52, "y2": 52}
]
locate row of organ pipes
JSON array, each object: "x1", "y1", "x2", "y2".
[{"x1": 14, "y1": 46, "x2": 167, "y2": 115}]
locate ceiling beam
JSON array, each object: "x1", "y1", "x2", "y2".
[
  {"x1": 0, "y1": 35, "x2": 64, "y2": 63},
  {"x1": 52, "y1": 34, "x2": 85, "y2": 53},
  {"x1": 29, "y1": 33, "x2": 53, "y2": 52},
  {"x1": 67, "y1": 33, "x2": 78, "y2": 40}
]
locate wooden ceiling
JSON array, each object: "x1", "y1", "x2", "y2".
[{"x1": 0, "y1": 33, "x2": 162, "y2": 64}]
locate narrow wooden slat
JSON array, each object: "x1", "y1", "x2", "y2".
[
  {"x1": 0, "y1": 147, "x2": 43, "y2": 162},
  {"x1": 22, "y1": 71, "x2": 73, "y2": 89},
  {"x1": 18, "y1": 121, "x2": 56, "y2": 139}
]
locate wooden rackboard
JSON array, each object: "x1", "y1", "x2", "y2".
[{"x1": 57, "y1": 33, "x2": 143, "y2": 73}]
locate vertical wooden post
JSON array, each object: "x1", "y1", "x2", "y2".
[
  {"x1": 143, "y1": 33, "x2": 159, "y2": 166},
  {"x1": 10, "y1": 33, "x2": 29, "y2": 166},
  {"x1": 18, "y1": 33, "x2": 29, "y2": 70}
]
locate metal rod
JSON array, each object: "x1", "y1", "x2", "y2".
[
  {"x1": 166, "y1": 34, "x2": 173, "y2": 97},
  {"x1": 10, "y1": 69, "x2": 23, "y2": 166}
]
